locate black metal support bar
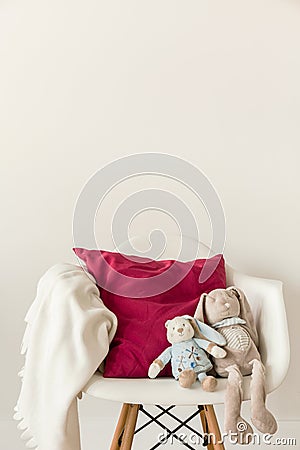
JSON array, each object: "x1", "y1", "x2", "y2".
[
  {"x1": 134, "y1": 405, "x2": 175, "y2": 434},
  {"x1": 137, "y1": 405, "x2": 207, "y2": 450},
  {"x1": 140, "y1": 406, "x2": 195, "y2": 450},
  {"x1": 155, "y1": 405, "x2": 204, "y2": 439}
]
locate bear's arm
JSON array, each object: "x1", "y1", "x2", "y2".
[
  {"x1": 193, "y1": 338, "x2": 227, "y2": 358},
  {"x1": 193, "y1": 338, "x2": 216, "y2": 354},
  {"x1": 156, "y1": 346, "x2": 172, "y2": 367}
]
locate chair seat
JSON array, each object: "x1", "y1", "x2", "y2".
[{"x1": 83, "y1": 372, "x2": 252, "y2": 406}]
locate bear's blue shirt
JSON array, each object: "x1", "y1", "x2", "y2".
[{"x1": 157, "y1": 338, "x2": 213, "y2": 379}]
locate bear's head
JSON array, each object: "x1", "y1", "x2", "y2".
[{"x1": 165, "y1": 316, "x2": 195, "y2": 344}]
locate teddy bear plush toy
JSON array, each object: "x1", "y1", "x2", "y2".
[
  {"x1": 195, "y1": 286, "x2": 277, "y2": 443},
  {"x1": 148, "y1": 315, "x2": 227, "y2": 391}
]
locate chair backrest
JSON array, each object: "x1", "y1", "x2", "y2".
[{"x1": 115, "y1": 233, "x2": 217, "y2": 261}]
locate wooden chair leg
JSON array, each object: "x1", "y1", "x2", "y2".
[
  {"x1": 120, "y1": 404, "x2": 140, "y2": 450},
  {"x1": 110, "y1": 403, "x2": 130, "y2": 450},
  {"x1": 202, "y1": 405, "x2": 225, "y2": 450},
  {"x1": 200, "y1": 408, "x2": 214, "y2": 450}
]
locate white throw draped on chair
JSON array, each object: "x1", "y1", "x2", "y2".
[{"x1": 14, "y1": 263, "x2": 117, "y2": 450}]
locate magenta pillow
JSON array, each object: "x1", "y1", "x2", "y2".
[{"x1": 73, "y1": 248, "x2": 226, "y2": 378}]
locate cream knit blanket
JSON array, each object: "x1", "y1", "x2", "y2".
[{"x1": 14, "y1": 263, "x2": 117, "y2": 450}]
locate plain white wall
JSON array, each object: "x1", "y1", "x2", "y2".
[{"x1": 1, "y1": 0, "x2": 300, "y2": 447}]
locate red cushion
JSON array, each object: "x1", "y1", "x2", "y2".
[{"x1": 73, "y1": 248, "x2": 226, "y2": 378}]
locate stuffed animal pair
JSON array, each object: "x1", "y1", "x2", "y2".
[{"x1": 149, "y1": 287, "x2": 278, "y2": 444}]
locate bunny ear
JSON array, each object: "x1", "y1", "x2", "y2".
[
  {"x1": 226, "y1": 286, "x2": 241, "y2": 299},
  {"x1": 193, "y1": 318, "x2": 226, "y2": 345},
  {"x1": 194, "y1": 293, "x2": 207, "y2": 323}
]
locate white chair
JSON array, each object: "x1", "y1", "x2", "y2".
[{"x1": 83, "y1": 234, "x2": 290, "y2": 450}]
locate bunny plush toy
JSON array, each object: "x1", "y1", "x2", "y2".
[{"x1": 195, "y1": 287, "x2": 277, "y2": 444}]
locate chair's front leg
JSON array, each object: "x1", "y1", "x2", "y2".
[
  {"x1": 202, "y1": 405, "x2": 225, "y2": 450},
  {"x1": 120, "y1": 404, "x2": 140, "y2": 450},
  {"x1": 200, "y1": 408, "x2": 214, "y2": 450},
  {"x1": 110, "y1": 403, "x2": 130, "y2": 450}
]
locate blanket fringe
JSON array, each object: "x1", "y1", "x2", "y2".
[
  {"x1": 26, "y1": 437, "x2": 38, "y2": 448},
  {"x1": 13, "y1": 405, "x2": 38, "y2": 449},
  {"x1": 21, "y1": 429, "x2": 32, "y2": 440}
]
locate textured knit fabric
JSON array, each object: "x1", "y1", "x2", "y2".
[{"x1": 14, "y1": 263, "x2": 117, "y2": 450}]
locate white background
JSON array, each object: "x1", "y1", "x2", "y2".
[{"x1": 1, "y1": 1, "x2": 299, "y2": 448}]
